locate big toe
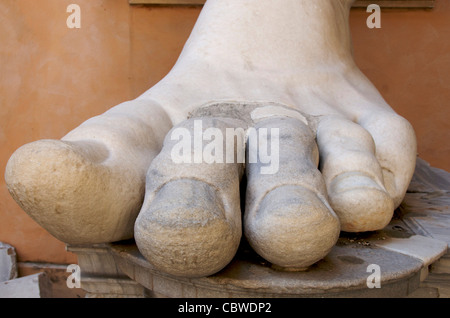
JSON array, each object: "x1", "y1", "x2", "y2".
[{"x1": 5, "y1": 139, "x2": 141, "y2": 244}]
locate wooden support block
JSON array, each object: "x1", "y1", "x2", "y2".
[
  {"x1": 0, "y1": 273, "x2": 52, "y2": 298},
  {"x1": 0, "y1": 242, "x2": 17, "y2": 283}
]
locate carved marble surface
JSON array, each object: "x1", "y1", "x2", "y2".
[{"x1": 68, "y1": 158, "x2": 449, "y2": 298}]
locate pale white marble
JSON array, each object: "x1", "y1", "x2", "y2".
[{"x1": 5, "y1": 0, "x2": 417, "y2": 277}]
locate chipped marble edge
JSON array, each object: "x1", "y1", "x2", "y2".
[{"x1": 374, "y1": 235, "x2": 448, "y2": 268}]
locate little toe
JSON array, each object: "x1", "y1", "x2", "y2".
[{"x1": 358, "y1": 111, "x2": 417, "y2": 208}]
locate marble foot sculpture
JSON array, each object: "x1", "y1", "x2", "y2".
[{"x1": 5, "y1": 0, "x2": 417, "y2": 277}]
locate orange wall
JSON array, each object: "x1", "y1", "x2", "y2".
[
  {"x1": 0, "y1": 0, "x2": 448, "y2": 265},
  {"x1": 350, "y1": 2, "x2": 450, "y2": 173}
]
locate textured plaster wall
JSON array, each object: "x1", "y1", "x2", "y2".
[{"x1": 0, "y1": 0, "x2": 448, "y2": 264}]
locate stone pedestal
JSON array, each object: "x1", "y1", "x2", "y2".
[
  {"x1": 66, "y1": 244, "x2": 149, "y2": 298},
  {"x1": 68, "y1": 158, "x2": 450, "y2": 298}
]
